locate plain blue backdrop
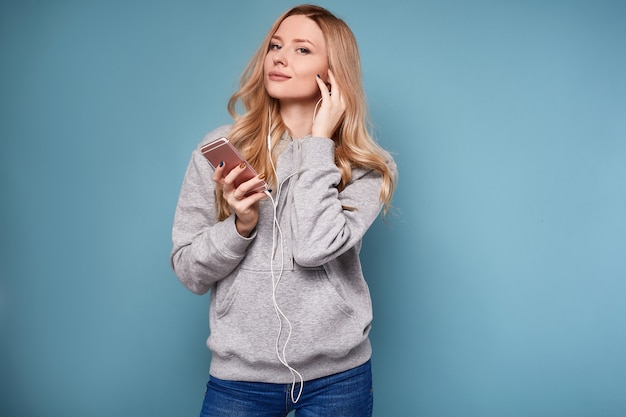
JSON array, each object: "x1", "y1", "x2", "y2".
[{"x1": 1, "y1": 0, "x2": 625, "y2": 416}]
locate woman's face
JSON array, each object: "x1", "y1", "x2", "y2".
[{"x1": 264, "y1": 15, "x2": 329, "y2": 104}]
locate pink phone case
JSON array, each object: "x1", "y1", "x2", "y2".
[{"x1": 200, "y1": 137, "x2": 268, "y2": 194}]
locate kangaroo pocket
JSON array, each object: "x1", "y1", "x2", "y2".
[
  {"x1": 208, "y1": 268, "x2": 282, "y2": 364},
  {"x1": 208, "y1": 266, "x2": 372, "y2": 366},
  {"x1": 273, "y1": 268, "x2": 371, "y2": 363},
  {"x1": 213, "y1": 271, "x2": 240, "y2": 318}
]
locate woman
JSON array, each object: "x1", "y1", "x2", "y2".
[{"x1": 171, "y1": 4, "x2": 396, "y2": 416}]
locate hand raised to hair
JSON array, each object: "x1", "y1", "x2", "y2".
[
  {"x1": 213, "y1": 162, "x2": 268, "y2": 237},
  {"x1": 312, "y1": 69, "x2": 346, "y2": 139}
]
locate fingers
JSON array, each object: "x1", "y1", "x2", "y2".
[
  {"x1": 212, "y1": 160, "x2": 226, "y2": 184},
  {"x1": 316, "y1": 69, "x2": 341, "y2": 101},
  {"x1": 226, "y1": 167, "x2": 265, "y2": 199},
  {"x1": 326, "y1": 68, "x2": 337, "y2": 97},
  {"x1": 211, "y1": 159, "x2": 267, "y2": 237},
  {"x1": 327, "y1": 69, "x2": 346, "y2": 111},
  {"x1": 214, "y1": 162, "x2": 267, "y2": 205},
  {"x1": 229, "y1": 184, "x2": 266, "y2": 202},
  {"x1": 315, "y1": 73, "x2": 331, "y2": 99}
]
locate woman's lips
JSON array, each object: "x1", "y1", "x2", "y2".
[{"x1": 268, "y1": 71, "x2": 291, "y2": 81}]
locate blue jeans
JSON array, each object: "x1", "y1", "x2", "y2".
[{"x1": 199, "y1": 360, "x2": 373, "y2": 417}]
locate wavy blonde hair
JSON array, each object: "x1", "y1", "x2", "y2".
[{"x1": 216, "y1": 4, "x2": 396, "y2": 220}]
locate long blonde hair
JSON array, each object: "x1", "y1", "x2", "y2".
[{"x1": 216, "y1": 4, "x2": 396, "y2": 220}]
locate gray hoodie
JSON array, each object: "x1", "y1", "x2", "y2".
[{"x1": 170, "y1": 125, "x2": 389, "y2": 383}]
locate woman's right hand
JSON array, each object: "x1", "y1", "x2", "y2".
[{"x1": 213, "y1": 162, "x2": 268, "y2": 237}]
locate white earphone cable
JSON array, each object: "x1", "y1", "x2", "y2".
[{"x1": 266, "y1": 112, "x2": 304, "y2": 403}]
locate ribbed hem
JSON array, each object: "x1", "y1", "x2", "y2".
[{"x1": 208, "y1": 339, "x2": 372, "y2": 384}]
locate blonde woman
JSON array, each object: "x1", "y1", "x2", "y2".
[{"x1": 171, "y1": 4, "x2": 396, "y2": 416}]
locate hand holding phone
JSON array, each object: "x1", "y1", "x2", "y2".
[{"x1": 201, "y1": 137, "x2": 268, "y2": 195}]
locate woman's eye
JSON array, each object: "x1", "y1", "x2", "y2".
[
  {"x1": 269, "y1": 43, "x2": 282, "y2": 50},
  {"x1": 296, "y1": 47, "x2": 310, "y2": 54}
]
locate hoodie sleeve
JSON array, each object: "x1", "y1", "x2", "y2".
[
  {"x1": 290, "y1": 137, "x2": 388, "y2": 267},
  {"x1": 170, "y1": 132, "x2": 255, "y2": 295}
]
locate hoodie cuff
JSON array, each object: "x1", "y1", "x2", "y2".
[
  {"x1": 210, "y1": 214, "x2": 256, "y2": 260},
  {"x1": 299, "y1": 136, "x2": 336, "y2": 168}
]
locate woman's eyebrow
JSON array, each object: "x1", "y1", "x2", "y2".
[
  {"x1": 271, "y1": 35, "x2": 316, "y2": 47},
  {"x1": 294, "y1": 38, "x2": 315, "y2": 46}
]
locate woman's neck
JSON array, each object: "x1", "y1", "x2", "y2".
[{"x1": 279, "y1": 99, "x2": 317, "y2": 139}]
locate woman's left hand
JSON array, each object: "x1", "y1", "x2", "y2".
[
  {"x1": 312, "y1": 69, "x2": 346, "y2": 139},
  {"x1": 213, "y1": 162, "x2": 267, "y2": 237}
]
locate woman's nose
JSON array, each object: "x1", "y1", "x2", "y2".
[{"x1": 273, "y1": 50, "x2": 286, "y2": 66}]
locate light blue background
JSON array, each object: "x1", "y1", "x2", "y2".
[{"x1": 1, "y1": 1, "x2": 625, "y2": 416}]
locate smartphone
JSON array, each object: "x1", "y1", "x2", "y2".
[{"x1": 200, "y1": 137, "x2": 268, "y2": 194}]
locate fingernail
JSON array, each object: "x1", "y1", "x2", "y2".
[
  {"x1": 258, "y1": 173, "x2": 266, "y2": 180},
  {"x1": 219, "y1": 161, "x2": 224, "y2": 167},
  {"x1": 239, "y1": 162, "x2": 246, "y2": 169}
]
